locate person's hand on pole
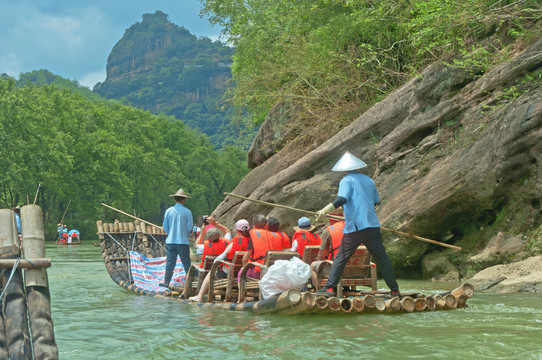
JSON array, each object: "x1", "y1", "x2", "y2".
[{"x1": 316, "y1": 203, "x2": 335, "y2": 222}]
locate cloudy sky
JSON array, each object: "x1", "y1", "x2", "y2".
[{"x1": 0, "y1": 0, "x2": 222, "y2": 89}]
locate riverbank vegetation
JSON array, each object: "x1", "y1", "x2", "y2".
[
  {"x1": 0, "y1": 77, "x2": 248, "y2": 237},
  {"x1": 201, "y1": 0, "x2": 541, "y2": 145}
]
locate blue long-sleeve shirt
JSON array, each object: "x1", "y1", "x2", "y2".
[
  {"x1": 162, "y1": 203, "x2": 193, "y2": 245},
  {"x1": 337, "y1": 172, "x2": 380, "y2": 233}
]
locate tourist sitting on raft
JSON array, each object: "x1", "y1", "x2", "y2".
[
  {"x1": 266, "y1": 216, "x2": 291, "y2": 250},
  {"x1": 187, "y1": 219, "x2": 251, "y2": 302},
  {"x1": 291, "y1": 216, "x2": 321, "y2": 258},
  {"x1": 195, "y1": 216, "x2": 231, "y2": 255},
  {"x1": 240, "y1": 214, "x2": 272, "y2": 280}
]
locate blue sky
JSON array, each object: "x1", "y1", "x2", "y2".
[{"x1": 0, "y1": 0, "x2": 222, "y2": 89}]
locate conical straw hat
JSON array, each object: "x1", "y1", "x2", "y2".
[
  {"x1": 331, "y1": 151, "x2": 367, "y2": 171},
  {"x1": 169, "y1": 188, "x2": 191, "y2": 198}
]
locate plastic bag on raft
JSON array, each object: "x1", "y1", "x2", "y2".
[{"x1": 259, "y1": 257, "x2": 311, "y2": 300}]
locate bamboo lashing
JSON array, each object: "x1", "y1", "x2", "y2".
[
  {"x1": 101, "y1": 203, "x2": 162, "y2": 229},
  {"x1": 223, "y1": 192, "x2": 461, "y2": 250}
]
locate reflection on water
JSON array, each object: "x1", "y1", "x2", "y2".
[{"x1": 47, "y1": 244, "x2": 542, "y2": 360}]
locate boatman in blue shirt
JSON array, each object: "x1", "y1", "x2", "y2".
[
  {"x1": 314, "y1": 151, "x2": 400, "y2": 298},
  {"x1": 159, "y1": 188, "x2": 194, "y2": 288}
]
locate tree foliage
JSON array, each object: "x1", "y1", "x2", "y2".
[
  {"x1": 200, "y1": 0, "x2": 541, "y2": 139},
  {"x1": 0, "y1": 77, "x2": 249, "y2": 238}
]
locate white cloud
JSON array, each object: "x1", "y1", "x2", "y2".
[{"x1": 79, "y1": 70, "x2": 107, "y2": 89}]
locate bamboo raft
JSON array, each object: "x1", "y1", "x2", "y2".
[
  {"x1": 0, "y1": 206, "x2": 58, "y2": 359},
  {"x1": 97, "y1": 220, "x2": 474, "y2": 315}
]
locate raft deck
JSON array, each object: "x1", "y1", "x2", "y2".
[{"x1": 96, "y1": 220, "x2": 474, "y2": 315}]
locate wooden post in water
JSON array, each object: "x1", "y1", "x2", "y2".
[
  {"x1": 0, "y1": 209, "x2": 31, "y2": 358},
  {"x1": 22, "y1": 205, "x2": 47, "y2": 286},
  {"x1": 21, "y1": 204, "x2": 58, "y2": 359}
]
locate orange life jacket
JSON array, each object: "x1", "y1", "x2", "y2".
[
  {"x1": 249, "y1": 229, "x2": 270, "y2": 265},
  {"x1": 280, "y1": 232, "x2": 291, "y2": 249},
  {"x1": 293, "y1": 230, "x2": 321, "y2": 258},
  {"x1": 226, "y1": 235, "x2": 250, "y2": 261},
  {"x1": 327, "y1": 221, "x2": 345, "y2": 260},
  {"x1": 266, "y1": 231, "x2": 284, "y2": 251},
  {"x1": 200, "y1": 238, "x2": 228, "y2": 268}
]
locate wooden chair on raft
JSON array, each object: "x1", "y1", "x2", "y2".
[
  {"x1": 238, "y1": 250, "x2": 299, "y2": 302},
  {"x1": 207, "y1": 251, "x2": 247, "y2": 302},
  {"x1": 302, "y1": 245, "x2": 320, "y2": 265},
  {"x1": 183, "y1": 255, "x2": 217, "y2": 297},
  {"x1": 313, "y1": 246, "x2": 377, "y2": 297}
]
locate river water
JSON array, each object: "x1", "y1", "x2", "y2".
[{"x1": 48, "y1": 243, "x2": 542, "y2": 360}]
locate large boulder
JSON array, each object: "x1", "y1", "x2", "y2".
[{"x1": 213, "y1": 38, "x2": 542, "y2": 278}]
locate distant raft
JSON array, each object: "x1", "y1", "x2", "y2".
[
  {"x1": 0, "y1": 206, "x2": 58, "y2": 359},
  {"x1": 96, "y1": 220, "x2": 474, "y2": 315}
]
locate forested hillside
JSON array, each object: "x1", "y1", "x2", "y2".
[
  {"x1": 0, "y1": 77, "x2": 248, "y2": 238},
  {"x1": 94, "y1": 11, "x2": 253, "y2": 149},
  {"x1": 205, "y1": 0, "x2": 541, "y2": 279}
]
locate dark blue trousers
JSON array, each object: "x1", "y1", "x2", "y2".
[
  {"x1": 165, "y1": 244, "x2": 191, "y2": 275},
  {"x1": 324, "y1": 227, "x2": 399, "y2": 292}
]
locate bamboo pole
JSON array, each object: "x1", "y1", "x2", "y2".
[
  {"x1": 33, "y1": 183, "x2": 41, "y2": 205},
  {"x1": 224, "y1": 192, "x2": 461, "y2": 250},
  {"x1": 340, "y1": 298, "x2": 354, "y2": 313},
  {"x1": 400, "y1": 297, "x2": 415, "y2": 312},
  {"x1": 101, "y1": 203, "x2": 162, "y2": 229},
  {"x1": 0, "y1": 259, "x2": 51, "y2": 269},
  {"x1": 384, "y1": 297, "x2": 402, "y2": 313},
  {"x1": 59, "y1": 199, "x2": 71, "y2": 225},
  {"x1": 414, "y1": 297, "x2": 427, "y2": 311}
]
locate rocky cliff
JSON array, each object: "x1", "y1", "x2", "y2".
[{"x1": 213, "y1": 37, "x2": 542, "y2": 281}]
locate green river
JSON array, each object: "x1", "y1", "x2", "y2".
[{"x1": 48, "y1": 243, "x2": 542, "y2": 360}]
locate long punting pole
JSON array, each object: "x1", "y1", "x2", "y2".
[
  {"x1": 33, "y1": 183, "x2": 41, "y2": 205},
  {"x1": 101, "y1": 203, "x2": 162, "y2": 229},
  {"x1": 59, "y1": 199, "x2": 71, "y2": 224},
  {"x1": 223, "y1": 192, "x2": 461, "y2": 250}
]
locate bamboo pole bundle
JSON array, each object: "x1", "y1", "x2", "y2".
[
  {"x1": 384, "y1": 297, "x2": 402, "y2": 313},
  {"x1": 363, "y1": 295, "x2": 386, "y2": 312},
  {"x1": 340, "y1": 298, "x2": 354, "y2": 313},
  {"x1": 21, "y1": 205, "x2": 58, "y2": 359},
  {"x1": 0, "y1": 209, "x2": 31, "y2": 357},
  {"x1": 450, "y1": 283, "x2": 474, "y2": 298},
  {"x1": 249, "y1": 289, "x2": 302, "y2": 314},
  {"x1": 414, "y1": 298, "x2": 427, "y2": 311},
  {"x1": 400, "y1": 297, "x2": 415, "y2": 312},
  {"x1": 278, "y1": 292, "x2": 315, "y2": 315}
]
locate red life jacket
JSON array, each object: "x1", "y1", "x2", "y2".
[
  {"x1": 327, "y1": 221, "x2": 345, "y2": 260},
  {"x1": 267, "y1": 231, "x2": 284, "y2": 251},
  {"x1": 249, "y1": 229, "x2": 270, "y2": 265},
  {"x1": 226, "y1": 235, "x2": 250, "y2": 261},
  {"x1": 200, "y1": 238, "x2": 228, "y2": 268},
  {"x1": 293, "y1": 230, "x2": 321, "y2": 258}
]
